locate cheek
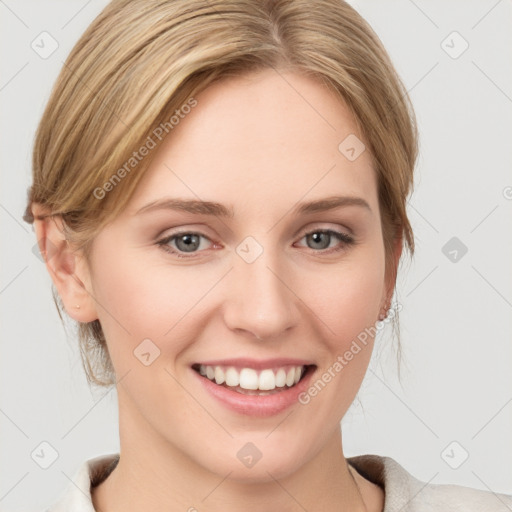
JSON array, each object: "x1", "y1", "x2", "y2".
[
  {"x1": 292, "y1": 262, "x2": 385, "y2": 434},
  {"x1": 87, "y1": 244, "x2": 221, "y2": 366},
  {"x1": 89, "y1": 229, "x2": 385, "y2": 374},
  {"x1": 304, "y1": 250, "x2": 385, "y2": 347}
]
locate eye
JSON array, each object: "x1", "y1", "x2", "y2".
[
  {"x1": 296, "y1": 229, "x2": 355, "y2": 254},
  {"x1": 156, "y1": 231, "x2": 213, "y2": 258},
  {"x1": 156, "y1": 228, "x2": 356, "y2": 259}
]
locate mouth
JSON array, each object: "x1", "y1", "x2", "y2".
[{"x1": 191, "y1": 363, "x2": 316, "y2": 396}]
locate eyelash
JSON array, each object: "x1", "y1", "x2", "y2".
[{"x1": 156, "y1": 228, "x2": 356, "y2": 259}]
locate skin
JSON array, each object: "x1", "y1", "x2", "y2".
[{"x1": 33, "y1": 68, "x2": 401, "y2": 511}]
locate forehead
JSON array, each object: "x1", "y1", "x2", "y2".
[{"x1": 127, "y1": 69, "x2": 378, "y2": 218}]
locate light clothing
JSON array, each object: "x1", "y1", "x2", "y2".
[{"x1": 47, "y1": 452, "x2": 512, "y2": 511}]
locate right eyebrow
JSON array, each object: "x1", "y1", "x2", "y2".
[{"x1": 134, "y1": 198, "x2": 234, "y2": 217}]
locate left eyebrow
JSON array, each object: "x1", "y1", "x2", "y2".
[
  {"x1": 133, "y1": 195, "x2": 372, "y2": 218},
  {"x1": 294, "y1": 195, "x2": 372, "y2": 215}
]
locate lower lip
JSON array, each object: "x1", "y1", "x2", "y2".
[{"x1": 193, "y1": 366, "x2": 316, "y2": 417}]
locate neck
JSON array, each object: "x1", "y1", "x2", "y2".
[{"x1": 92, "y1": 395, "x2": 371, "y2": 512}]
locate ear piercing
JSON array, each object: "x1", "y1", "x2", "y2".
[{"x1": 378, "y1": 302, "x2": 391, "y2": 321}]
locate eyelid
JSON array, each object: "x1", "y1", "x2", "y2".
[
  {"x1": 156, "y1": 230, "x2": 215, "y2": 258},
  {"x1": 156, "y1": 223, "x2": 356, "y2": 258},
  {"x1": 295, "y1": 221, "x2": 354, "y2": 238}
]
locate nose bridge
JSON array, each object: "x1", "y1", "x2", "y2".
[{"x1": 224, "y1": 236, "x2": 299, "y2": 339}]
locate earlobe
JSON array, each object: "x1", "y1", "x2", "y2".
[
  {"x1": 381, "y1": 234, "x2": 404, "y2": 316},
  {"x1": 31, "y1": 203, "x2": 98, "y2": 323},
  {"x1": 391, "y1": 233, "x2": 403, "y2": 280}
]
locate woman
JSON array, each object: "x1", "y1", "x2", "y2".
[{"x1": 24, "y1": 0, "x2": 511, "y2": 510}]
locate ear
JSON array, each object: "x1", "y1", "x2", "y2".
[
  {"x1": 31, "y1": 203, "x2": 98, "y2": 323},
  {"x1": 382, "y1": 233, "x2": 403, "y2": 308}
]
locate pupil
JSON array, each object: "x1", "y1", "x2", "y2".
[
  {"x1": 309, "y1": 232, "x2": 329, "y2": 249},
  {"x1": 177, "y1": 234, "x2": 199, "y2": 252}
]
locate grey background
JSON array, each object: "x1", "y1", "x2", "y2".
[{"x1": 1, "y1": 0, "x2": 511, "y2": 510}]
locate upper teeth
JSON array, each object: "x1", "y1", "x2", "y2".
[{"x1": 199, "y1": 365, "x2": 305, "y2": 390}]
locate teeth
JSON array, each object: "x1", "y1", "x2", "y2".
[
  {"x1": 198, "y1": 364, "x2": 306, "y2": 391},
  {"x1": 214, "y1": 367, "x2": 225, "y2": 385},
  {"x1": 239, "y1": 368, "x2": 259, "y2": 390},
  {"x1": 285, "y1": 367, "x2": 296, "y2": 386},
  {"x1": 259, "y1": 369, "x2": 276, "y2": 390},
  {"x1": 225, "y1": 367, "x2": 239, "y2": 387},
  {"x1": 275, "y1": 368, "x2": 286, "y2": 387}
]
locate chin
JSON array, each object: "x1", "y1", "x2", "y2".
[{"x1": 192, "y1": 434, "x2": 314, "y2": 484}]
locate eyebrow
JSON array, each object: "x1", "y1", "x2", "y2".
[{"x1": 134, "y1": 195, "x2": 372, "y2": 217}]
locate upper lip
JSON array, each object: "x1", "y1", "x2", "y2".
[{"x1": 193, "y1": 358, "x2": 315, "y2": 370}]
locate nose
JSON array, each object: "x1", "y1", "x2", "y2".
[{"x1": 223, "y1": 249, "x2": 300, "y2": 341}]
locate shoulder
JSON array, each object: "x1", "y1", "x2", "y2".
[
  {"x1": 46, "y1": 453, "x2": 119, "y2": 512},
  {"x1": 347, "y1": 453, "x2": 512, "y2": 512}
]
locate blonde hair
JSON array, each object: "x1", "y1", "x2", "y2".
[{"x1": 24, "y1": 0, "x2": 418, "y2": 388}]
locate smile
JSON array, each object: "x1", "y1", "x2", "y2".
[{"x1": 192, "y1": 364, "x2": 310, "y2": 395}]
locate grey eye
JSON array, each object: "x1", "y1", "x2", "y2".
[
  {"x1": 174, "y1": 233, "x2": 202, "y2": 252},
  {"x1": 305, "y1": 231, "x2": 336, "y2": 250}
]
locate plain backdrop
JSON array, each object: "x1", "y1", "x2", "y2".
[{"x1": 1, "y1": 0, "x2": 511, "y2": 510}]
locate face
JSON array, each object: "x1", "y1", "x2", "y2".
[{"x1": 77, "y1": 69, "x2": 394, "y2": 481}]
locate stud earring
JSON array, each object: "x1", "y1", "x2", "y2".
[{"x1": 378, "y1": 302, "x2": 390, "y2": 321}]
